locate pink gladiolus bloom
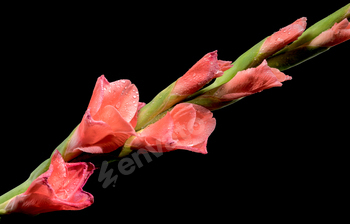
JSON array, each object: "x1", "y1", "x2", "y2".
[
  {"x1": 260, "y1": 17, "x2": 307, "y2": 54},
  {"x1": 172, "y1": 51, "x2": 233, "y2": 96},
  {"x1": 309, "y1": 19, "x2": 350, "y2": 47},
  {"x1": 125, "y1": 103, "x2": 216, "y2": 154},
  {"x1": 4, "y1": 151, "x2": 94, "y2": 215},
  {"x1": 64, "y1": 75, "x2": 139, "y2": 161},
  {"x1": 210, "y1": 60, "x2": 292, "y2": 101}
]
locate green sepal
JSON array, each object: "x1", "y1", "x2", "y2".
[
  {"x1": 0, "y1": 158, "x2": 51, "y2": 205},
  {"x1": 0, "y1": 198, "x2": 11, "y2": 215},
  {"x1": 186, "y1": 93, "x2": 243, "y2": 111},
  {"x1": 52, "y1": 124, "x2": 79, "y2": 160},
  {"x1": 267, "y1": 46, "x2": 329, "y2": 71}
]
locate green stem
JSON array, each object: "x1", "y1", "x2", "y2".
[
  {"x1": 267, "y1": 46, "x2": 329, "y2": 71},
  {"x1": 0, "y1": 158, "x2": 50, "y2": 205},
  {"x1": 135, "y1": 82, "x2": 176, "y2": 130}
]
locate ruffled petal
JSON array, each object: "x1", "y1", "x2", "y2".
[
  {"x1": 216, "y1": 60, "x2": 287, "y2": 101},
  {"x1": 91, "y1": 77, "x2": 139, "y2": 123},
  {"x1": 5, "y1": 151, "x2": 94, "y2": 215},
  {"x1": 171, "y1": 104, "x2": 215, "y2": 153}
]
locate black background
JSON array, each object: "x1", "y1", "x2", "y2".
[{"x1": 1, "y1": 2, "x2": 349, "y2": 223}]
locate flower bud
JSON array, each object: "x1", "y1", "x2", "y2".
[
  {"x1": 135, "y1": 51, "x2": 231, "y2": 130},
  {"x1": 188, "y1": 60, "x2": 291, "y2": 110}
]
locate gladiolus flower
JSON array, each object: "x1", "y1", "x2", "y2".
[
  {"x1": 3, "y1": 151, "x2": 94, "y2": 215},
  {"x1": 260, "y1": 17, "x2": 307, "y2": 55},
  {"x1": 125, "y1": 103, "x2": 216, "y2": 154},
  {"x1": 64, "y1": 75, "x2": 139, "y2": 161},
  {"x1": 309, "y1": 18, "x2": 350, "y2": 47}
]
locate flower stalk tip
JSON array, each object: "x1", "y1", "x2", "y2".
[
  {"x1": 282, "y1": 3, "x2": 350, "y2": 52},
  {"x1": 194, "y1": 17, "x2": 307, "y2": 96},
  {"x1": 267, "y1": 5, "x2": 350, "y2": 71}
]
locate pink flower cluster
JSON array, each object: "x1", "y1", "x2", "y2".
[{"x1": 3, "y1": 16, "x2": 349, "y2": 216}]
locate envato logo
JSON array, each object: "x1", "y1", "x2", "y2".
[
  {"x1": 97, "y1": 115, "x2": 208, "y2": 188},
  {"x1": 98, "y1": 147, "x2": 164, "y2": 188}
]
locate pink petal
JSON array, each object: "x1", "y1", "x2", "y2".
[
  {"x1": 129, "y1": 113, "x2": 176, "y2": 152},
  {"x1": 271, "y1": 68, "x2": 292, "y2": 82},
  {"x1": 170, "y1": 103, "x2": 215, "y2": 153},
  {"x1": 178, "y1": 139, "x2": 209, "y2": 154},
  {"x1": 47, "y1": 150, "x2": 68, "y2": 193},
  {"x1": 172, "y1": 51, "x2": 232, "y2": 96},
  {"x1": 91, "y1": 77, "x2": 139, "y2": 123},
  {"x1": 130, "y1": 102, "x2": 146, "y2": 128},
  {"x1": 87, "y1": 75, "x2": 108, "y2": 117},
  {"x1": 65, "y1": 106, "x2": 136, "y2": 159},
  {"x1": 140, "y1": 113, "x2": 175, "y2": 146},
  {"x1": 216, "y1": 60, "x2": 287, "y2": 101},
  {"x1": 309, "y1": 19, "x2": 350, "y2": 47},
  {"x1": 5, "y1": 151, "x2": 94, "y2": 215},
  {"x1": 64, "y1": 162, "x2": 94, "y2": 201},
  {"x1": 74, "y1": 109, "x2": 111, "y2": 146},
  {"x1": 260, "y1": 17, "x2": 307, "y2": 54},
  {"x1": 218, "y1": 60, "x2": 234, "y2": 72},
  {"x1": 171, "y1": 103, "x2": 197, "y2": 136},
  {"x1": 98, "y1": 105, "x2": 136, "y2": 136}
]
